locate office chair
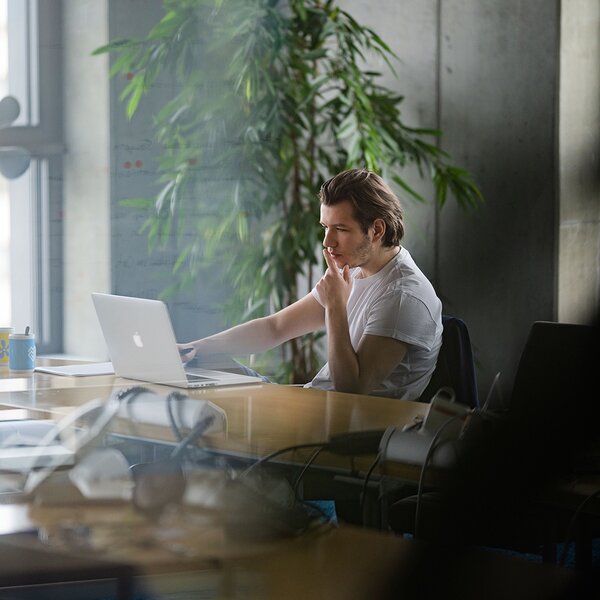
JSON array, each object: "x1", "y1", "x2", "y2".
[
  {"x1": 375, "y1": 315, "x2": 478, "y2": 528},
  {"x1": 417, "y1": 314, "x2": 479, "y2": 408},
  {"x1": 384, "y1": 320, "x2": 598, "y2": 563}
]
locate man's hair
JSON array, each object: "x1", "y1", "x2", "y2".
[{"x1": 319, "y1": 168, "x2": 404, "y2": 246}]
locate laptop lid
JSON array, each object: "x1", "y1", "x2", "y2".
[{"x1": 91, "y1": 293, "x2": 263, "y2": 388}]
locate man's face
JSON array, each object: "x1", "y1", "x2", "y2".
[{"x1": 320, "y1": 200, "x2": 373, "y2": 269}]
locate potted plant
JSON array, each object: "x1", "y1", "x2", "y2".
[{"x1": 94, "y1": 0, "x2": 482, "y2": 383}]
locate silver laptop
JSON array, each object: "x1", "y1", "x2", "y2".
[{"x1": 91, "y1": 292, "x2": 264, "y2": 389}]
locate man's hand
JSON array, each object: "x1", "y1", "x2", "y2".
[
  {"x1": 177, "y1": 343, "x2": 197, "y2": 363},
  {"x1": 316, "y1": 249, "x2": 353, "y2": 309}
]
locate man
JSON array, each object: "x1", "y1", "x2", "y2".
[{"x1": 180, "y1": 168, "x2": 442, "y2": 400}]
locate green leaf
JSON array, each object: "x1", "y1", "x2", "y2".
[
  {"x1": 91, "y1": 38, "x2": 135, "y2": 56},
  {"x1": 119, "y1": 197, "x2": 153, "y2": 209},
  {"x1": 336, "y1": 112, "x2": 357, "y2": 139},
  {"x1": 126, "y1": 80, "x2": 144, "y2": 119},
  {"x1": 304, "y1": 48, "x2": 328, "y2": 61},
  {"x1": 391, "y1": 175, "x2": 427, "y2": 204}
]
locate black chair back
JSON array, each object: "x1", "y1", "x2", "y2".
[
  {"x1": 507, "y1": 320, "x2": 598, "y2": 474},
  {"x1": 418, "y1": 315, "x2": 479, "y2": 408},
  {"x1": 509, "y1": 320, "x2": 595, "y2": 414}
]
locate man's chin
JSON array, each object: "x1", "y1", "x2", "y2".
[{"x1": 333, "y1": 258, "x2": 350, "y2": 269}]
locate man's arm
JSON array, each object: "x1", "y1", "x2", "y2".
[
  {"x1": 180, "y1": 293, "x2": 325, "y2": 360},
  {"x1": 317, "y1": 249, "x2": 408, "y2": 394},
  {"x1": 325, "y1": 308, "x2": 408, "y2": 395}
]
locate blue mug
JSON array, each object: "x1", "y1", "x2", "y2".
[{"x1": 8, "y1": 332, "x2": 36, "y2": 372}]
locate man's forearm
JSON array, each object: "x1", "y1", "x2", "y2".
[
  {"x1": 193, "y1": 317, "x2": 279, "y2": 356},
  {"x1": 325, "y1": 306, "x2": 362, "y2": 393}
]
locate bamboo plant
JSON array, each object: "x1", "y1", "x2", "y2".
[{"x1": 94, "y1": 0, "x2": 482, "y2": 383}]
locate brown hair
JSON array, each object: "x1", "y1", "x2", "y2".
[{"x1": 319, "y1": 169, "x2": 404, "y2": 246}]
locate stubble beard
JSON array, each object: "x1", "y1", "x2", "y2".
[{"x1": 349, "y1": 234, "x2": 373, "y2": 270}]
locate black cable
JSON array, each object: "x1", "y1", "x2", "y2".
[
  {"x1": 170, "y1": 414, "x2": 216, "y2": 461},
  {"x1": 241, "y1": 442, "x2": 327, "y2": 478},
  {"x1": 120, "y1": 386, "x2": 153, "y2": 438},
  {"x1": 360, "y1": 452, "x2": 382, "y2": 527},
  {"x1": 243, "y1": 429, "x2": 386, "y2": 479},
  {"x1": 120, "y1": 387, "x2": 195, "y2": 459},
  {"x1": 292, "y1": 446, "x2": 325, "y2": 497},
  {"x1": 237, "y1": 432, "x2": 388, "y2": 531},
  {"x1": 165, "y1": 391, "x2": 186, "y2": 443},
  {"x1": 414, "y1": 413, "x2": 467, "y2": 540},
  {"x1": 559, "y1": 487, "x2": 600, "y2": 567}
]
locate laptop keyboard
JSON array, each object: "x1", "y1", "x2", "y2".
[{"x1": 185, "y1": 372, "x2": 217, "y2": 382}]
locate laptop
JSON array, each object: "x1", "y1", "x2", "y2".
[{"x1": 91, "y1": 292, "x2": 265, "y2": 389}]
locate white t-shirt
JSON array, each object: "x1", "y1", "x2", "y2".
[{"x1": 305, "y1": 247, "x2": 442, "y2": 400}]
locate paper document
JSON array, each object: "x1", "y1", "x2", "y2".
[{"x1": 34, "y1": 362, "x2": 115, "y2": 377}]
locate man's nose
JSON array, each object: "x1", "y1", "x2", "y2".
[{"x1": 323, "y1": 230, "x2": 336, "y2": 248}]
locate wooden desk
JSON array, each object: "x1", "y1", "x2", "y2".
[
  {"x1": 0, "y1": 504, "x2": 581, "y2": 600},
  {"x1": 0, "y1": 360, "x2": 429, "y2": 469},
  {"x1": 0, "y1": 365, "x2": 586, "y2": 599}
]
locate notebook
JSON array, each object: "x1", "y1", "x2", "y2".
[{"x1": 91, "y1": 292, "x2": 264, "y2": 389}]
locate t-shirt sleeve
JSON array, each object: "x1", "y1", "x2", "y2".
[
  {"x1": 311, "y1": 286, "x2": 324, "y2": 307},
  {"x1": 364, "y1": 291, "x2": 439, "y2": 351}
]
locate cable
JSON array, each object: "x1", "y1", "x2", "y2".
[
  {"x1": 240, "y1": 442, "x2": 327, "y2": 478},
  {"x1": 119, "y1": 386, "x2": 153, "y2": 438},
  {"x1": 414, "y1": 413, "x2": 467, "y2": 540},
  {"x1": 170, "y1": 414, "x2": 216, "y2": 462},
  {"x1": 242, "y1": 429, "x2": 386, "y2": 479},
  {"x1": 165, "y1": 391, "x2": 186, "y2": 443},
  {"x1": 360, "y1": 452, "x2": 382, "y2": 527},
  {"x1": 292, "y1": 446, "x2": 325, "y2": 497},
  {"x1": 559, "y1": 487, "x2": 600, "y2": 567},
  {"x1": 482, "y1": 371, "x2": 502, "y2": 411}
]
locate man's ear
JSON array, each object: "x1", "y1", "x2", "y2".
[{"x1": 371, "y1": 218, "x2": 386, "y2": 243}]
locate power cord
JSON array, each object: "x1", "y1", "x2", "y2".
[
  {"x1": 293, "y1": 446, "x2": 325, "y2": 497},
  {"x1": 414, "y1": 413, "x2": 469, "y2": 540},
  {"x1": 360, "y1": 452, "x2": 382, "y2": 527},
  {"x1": 170, "y1": 414, "x2": 215, "y2": 461},
  {"x1": 240, "y1": 442, "x2": 327, "y2": 478},
  {"x1": 118, "y1": 386, "x2": 153, "y2": 439},
  {"x1": 166, "y1": 390, "x2": 187, "y2": 443},
  {"x1": 241, "y1": 429, "x2": 386, "y2": 479},
  {"x1": 239, "y1": 431, "x2": 387, "y2": 528}
]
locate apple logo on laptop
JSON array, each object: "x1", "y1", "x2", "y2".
[{"x1": 132, "y1": 332, "x2": 144, "y2": 348}]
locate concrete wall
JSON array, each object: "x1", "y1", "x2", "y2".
[
  {"x1": 344, "y1": 0, "x2": 566, "y2": 399},
  {"x1": 437, "y1": 0, "x2": 562, "y2": 400},
  {"x1": 341, "y1": 0, "x2": 439, "y2": 279},
  {"x1": 559, "y1": 0, "x2": 600, "y2": 325}
]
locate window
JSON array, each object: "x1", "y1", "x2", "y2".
[
  {"x1": 0, "y1": 0, "x2": 62, "y2": 353},
  {"x1": 0, "y1": 0, "x2": 10, "y2": 325}
]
